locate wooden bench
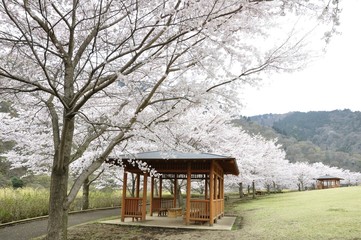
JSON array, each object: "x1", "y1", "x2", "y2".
[
  {"x1": 158, "y1": 208, "x2": 168, "y2": 216},
  {"x1": 125, "y1": 211, "x2": 142, "y2": 222}
]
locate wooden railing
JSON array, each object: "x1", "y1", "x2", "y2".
[
  {"x1": 151, "y1": 197, "x2": 174, "y2": 213},
  {"x1": 124, "y1": 198, "x2": 142, "y2": 218},
  {"x1": 187, "y1": 198, "x2": 224, "y2": 223},
  {"x1": 189, "y1": 199, "x2": 209, "y2": 221},
  {"x1": 213, "y1": 199, "x2": 223, "y2": 219}
]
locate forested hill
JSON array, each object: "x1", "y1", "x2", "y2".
[{"x1": 236, "y1": 109, "x2": 361, "y2": 172}]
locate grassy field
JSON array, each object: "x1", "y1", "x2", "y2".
[
  {"x1": 0, "y1": 188, "x2": 49, "y2": 223},
  {"x1": 64, "y1": 186, "x2": 361, "y2": 240},
  {"x1": 235, "y1": 186, "x2": 361, "y2": 240}
]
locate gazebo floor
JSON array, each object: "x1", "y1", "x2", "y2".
[{"x1": 100, "y1": 215, "x2": 236, "y2": 231}]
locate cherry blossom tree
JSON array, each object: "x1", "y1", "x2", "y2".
[
  {"x1": 341, "y1": 169, "x2": 361, "y2": 186},
  {"x1": 226, "y1": 135, "x2": 294, "y2": 193},
  {"x1": 122, "y1": 104, "x2": 294, "y2": 192},
  {"x1": 311, "y1": 162, "x2": 361, "y2": 185},
  {"x1": 288, "y1": 161, "x2": 361, "y2": 190},
  {"x1": 0, "y1": 1, "x2": 340, "y2": 239},
  {"x1": 292, "y1": 161, "x2": 318, "y2": 190},
  {"x1": 141, "y1": 106, "x2": 361, "y2": 192}
]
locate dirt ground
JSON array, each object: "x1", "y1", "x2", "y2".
[
  {"x1": 67, "y1": 197, "x2": 245, "y2": 240},
  {"x1": 67, "y1": 222, "x2": 243, "y2": 240}
]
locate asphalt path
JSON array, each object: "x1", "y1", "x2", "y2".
[{"x1": 0, "y1": 208, "x2": 120, "y2": 240}]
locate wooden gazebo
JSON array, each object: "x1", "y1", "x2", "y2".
[
  {"x1": 315, "y1": 175, "x2": 344, "y2": 189},
  {"x1": 107, "y1": 151, "x2": 239, "y2": 226}
]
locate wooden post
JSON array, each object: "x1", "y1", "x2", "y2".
[
  {"x1": 136, "y1": 173, "x2": 140, "y2": 198},
  {"x1": 185, "y1": 162, "x2": 191, "y2": 225},
  {"x1": 159, "y1": 176, "x2": 163, "y2": 199},
  {"x1": 141, "y1": 173, "x2": 148, "y2": 221},
  {"x1": 216, "y1": 177, "x2": 218, "y2": 198},
  {"x1": 121, "y1": 171, "x2": 127, "y2": 222},
  {"x1": 220, "y1": 177, "x2": 222, "y2": 199},
  {"x1": 205, "y1": 177, "x2": 208, "y2": 199},
  {"x1": 150, "y1": 176, "x2": 154, "y2": 216},
  {"x1": 215, "y1": 176, "x2": 219, "y2": 222},
  {"x1": 220, "y1": 176, "x2": 224, "y2": 217},
  {"x1": 209, "y1": 160, "x2": 215, "y2": 226}
]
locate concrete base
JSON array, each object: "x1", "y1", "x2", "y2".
[{"x1": 100, "y1": 215, "x2": 236, "y2": 231}]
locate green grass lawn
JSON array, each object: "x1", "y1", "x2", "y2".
[
  {"x1": 62, "y1": 186, "x2": 361, "y2": 240},
  {"x1": 235, "y1": 186, "x2": 361, "y2": 240}
]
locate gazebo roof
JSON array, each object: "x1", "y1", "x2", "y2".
[
  {"x1": 316, "y1": 175, "x2": 344, "y2": 180},
  {"x1": 122, "y1": 151, "x2": 232, "y2": 160},
  {"x1": 108, "y1": 151, "x2": 239, "y2": 175}
]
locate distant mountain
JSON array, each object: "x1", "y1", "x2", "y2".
[
  {"x1": 249, "y1": 113, "x2": 291, "y2": 127},
  {"x1": 236, "y1": 109, "x2": 361, "y2": 172}
]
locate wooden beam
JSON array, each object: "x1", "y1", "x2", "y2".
[
  {"x1": 209, "y1": 160, "x2": 214, "y2": 226},
  {"x1": 142, "y1": 172, "x2": 148, "y2": 221},
  {"x1": 205, "y1": 177, "x2": 208, "y2": 199},
  {"x1": 185, "y1": 162, "x2": 191, "y2": 225},
  {"x1": 136, "y1": 173, "x2": 140, "y2": 198},
  {"x1": 159, "y1": 176, "x2": 163, "y2": 199},
  {"x1": 121, "y1": 171, "x2": 127, "y2": 222},
  {"x1": 220, "y1": 176, "x2": 224, "y2": 217}
]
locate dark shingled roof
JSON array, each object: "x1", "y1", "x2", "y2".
[
  {"x1": 120, "y1": 151, "x2": 233, "y2": 160},
  {"x1": 316, "y1": 175, "x2": 344, "y2": 180},
  {"x1": 109, "y1": 151, "x2": 239, "y2": 175}
]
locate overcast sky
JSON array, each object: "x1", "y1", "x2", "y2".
[{"x1": 240, "y1": 0, "x2": 361, "y2": 117}]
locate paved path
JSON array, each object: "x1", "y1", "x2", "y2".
[{"x1": 0, "y1": 208, "x2": 120, "y2": 240}]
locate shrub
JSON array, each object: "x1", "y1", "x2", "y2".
[{"x1": 10, "y1": 176, "x2": 24, "y2": 189}]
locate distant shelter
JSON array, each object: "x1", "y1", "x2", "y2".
[{"x1": 315, "y1": 175, "x2": 344, "y2": 189}]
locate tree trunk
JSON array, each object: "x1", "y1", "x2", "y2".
[
  {"x1": 82, "y1": 177, "x2": 90, "y2": 210},
  {"x1": 252, "y1": 181, "x2": 256, "y2": 199},
  {"x1": 129, "y1": 173, "x2": 136, "y2": 197},
  {"x1": 154, "y1": 180, "x2": 159, "y2": 196},
  {"x1": 238, "y1": 182, "x2": 244, "y2": 198},
  {"x1": 272, "y1": 181, "x2": 276, "y2": 193},
  {"x1": 170, "y1": 184, "x2": 174, "y2": 195},
  {"x1": 47, "y1": 108, "x2": 75, "y2": 239},
  {"x1": 47, "y1": 167, "x2": 69, "y2": 240},
  {"x1": 177, "y1": 183, "x2": 183, "y2": 207}
]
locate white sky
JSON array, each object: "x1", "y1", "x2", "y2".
[{"x1": 240, "y1": 0, "x2": 361, "y2": 116}]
